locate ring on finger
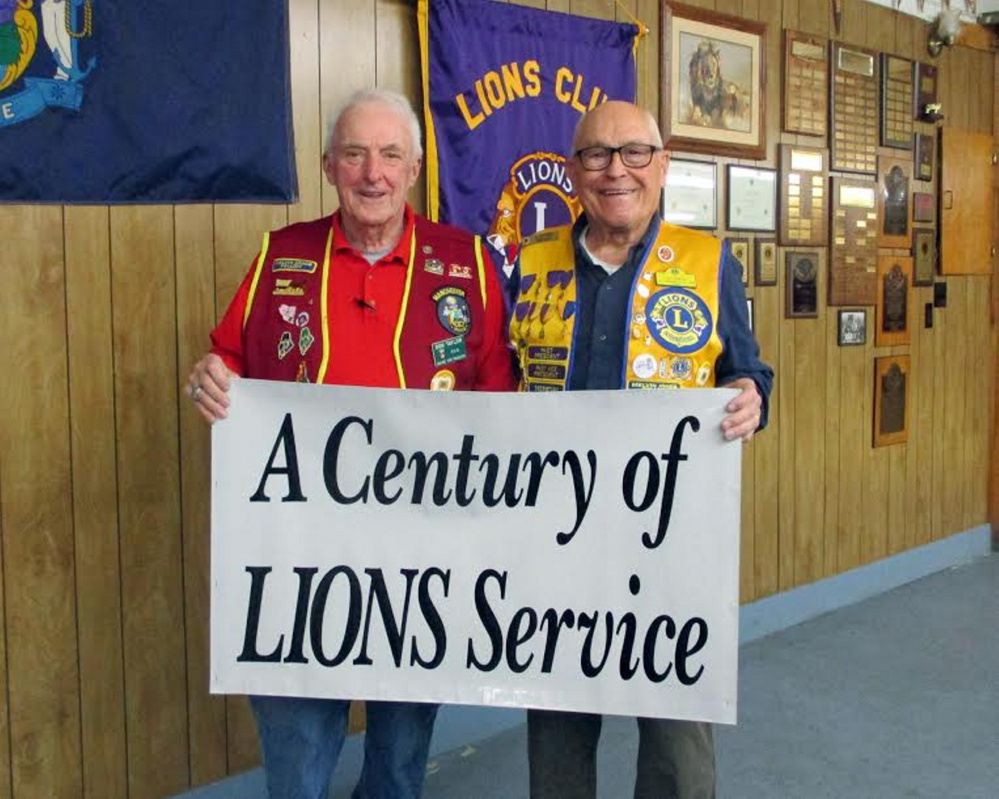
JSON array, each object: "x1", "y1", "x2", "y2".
[{"x1": 192, "y1": 385, "x2": 203, "y2": 401}]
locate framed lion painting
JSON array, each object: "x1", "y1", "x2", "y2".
[{"x1": 660, "y1": 2, "x2": 767, "y2": 159}]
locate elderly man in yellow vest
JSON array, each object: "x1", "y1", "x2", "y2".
[{"x1": 510, "y1": 101, "x2": 773, "y2": 799}]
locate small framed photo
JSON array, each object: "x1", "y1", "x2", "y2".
[
  {"x1": 754, "y1": 238, "x2": 777, "y2": 285},
  {"x1": 837, "y1": 309, "x2": 866, "y2": 346},
  {"x1": 785, "y1": 250, "x2": 819, "y2": 318},
  {"x1": 727, "y1": 237, "x2": 750, "y2": 284},
  {"x1": 662, "y1": 159, "x2": 717, "y2": 229},
  {"x1": 726, "y1": 165, "x2": 777, "y2": 232},
  {"x1": 660, "y1": 2, "x2": 767, "y2": 159}
]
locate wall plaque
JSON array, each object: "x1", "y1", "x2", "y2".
[
  {"x1": 727, "y1": 237, "x2": 750, "y2": 284},
  {"x1": 779, "y1": 144, "x2": 827, "y2": 246},
  {"x1": 830, "y1": 43, "x2": 879, "y2": 175},
  {"x1": 912, "y1": 191, "x2": 934, "y2": 223},
  {"x1": 786, "y1": 250, "x2": 819, "y2": 318},
  {"x1": 877, "y1": 155, "x2": 912, "y2": 249},
  {"x1": 913, "y1": 228, "x2": 935, "y2": 286},
  {"x1": 783, "y1": 30, "x2": 828, "y2": 137},
  {"x1": 830, "y1": 177, "x2": 878, "y2": 305},
  {"x1": 874, "y1": 355, "x2": 909, "y2": 448},
  {"x1": 913, "y1": 62, "x2": 938, "y2": 122},
  {"x1": 755, "y1": 238, "x2": 777, "y2": 285},
  {"x1": 876, "y1": 254, "x2": 912, "y2": 347},
  {"x1": 880, "y1": 53, "x2": 913, "y2": 150},
  {"x1": 914, "y1": 132, "x2": 934, "y2": 182}
]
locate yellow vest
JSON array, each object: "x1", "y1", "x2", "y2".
[{"x1": 511, "y1": 221, "x2": 724, "y2": 391}]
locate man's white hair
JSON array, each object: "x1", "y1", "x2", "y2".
[{"x1": 325, "y1": 89, "x2": 424, "y2": 160}]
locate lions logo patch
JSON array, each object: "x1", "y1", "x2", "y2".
[
  {"x1": 646, "y1": 288, "x2": 714, "y2": 354},
  {"x1": 0, "y1": 0, "x2": 97, "y2": 128},
  {"x1": 433, "y1": 286, "x2": 471, "y2": 336}
]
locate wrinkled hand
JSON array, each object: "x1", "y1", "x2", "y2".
[
  {"x1": 185, "y1": 353, "x2": 236, "y2": 424},
  {"x1": 720, "y1": 377, "x2": 761, "y2": 442}
]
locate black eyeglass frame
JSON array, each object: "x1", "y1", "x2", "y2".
[{"x1": 573, "y1": 144, "x2": 662, "y2": 171}]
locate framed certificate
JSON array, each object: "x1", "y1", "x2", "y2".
[
  {"x1": 726, "y1": 165, "x2": 777, "y2": 232},
  {"x1": 662, "y1": 159, "x2": 717, "y2": 229}
]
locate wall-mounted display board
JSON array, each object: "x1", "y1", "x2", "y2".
[
  {"x1": 778, "y1": 144, "x2": 827, "y2": 246},
  {"x1": 939, "y1": 128, "x2": 995, "y2": 275},
  {"x1": 874, "y1": 355, "x2": 910, "y2": 448},
  {"x1": 783, "y1": 30, "x2": 828, "y2": 137},
  {"x1": 914, "y1": 132, "x2": 934, "y2": 182},
  {"x1": 829, "y1": 177, "x2": 878, "y2": 305},
  {"x1": 880, "y1": 53, "x2": 913, "y2": 150},
  {"x1": 830, "y1": 43, "x2": 879, "y2": 175},
  {"x1": 876, "y1": 254, "x2": 912, "y2": 347},
  {"x1": 913, "y1": 228, "x2": 936, "y2": 286},
  {"x1": 877, "y1": 154, "x2": 913, "y2": 249},
  {"x1": 913, "y1": 62, "x2": 938, "y2": 123},
  {"x1": 785, "y1": 250, "x2": 819, "y2": 318}
]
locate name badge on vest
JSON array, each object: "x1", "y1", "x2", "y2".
[{"x1": 432, "y1": 335, "x2": 467, "y2": 367}]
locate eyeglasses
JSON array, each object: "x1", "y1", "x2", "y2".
[{"x1": 574, "y1": 144, "x2": 661, "y2": 171}]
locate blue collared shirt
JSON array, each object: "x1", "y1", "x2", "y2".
[{"x1": 566, "y1": 214, "x2": 774, "y2": 426}]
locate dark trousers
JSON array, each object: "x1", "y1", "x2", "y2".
[{"x1": 527, "y1": 710, "x2": 716, "y2": 799}]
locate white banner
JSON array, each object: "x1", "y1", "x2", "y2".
[{"x1": 211, "y1": 379, "x2": 742, "y2": 723}]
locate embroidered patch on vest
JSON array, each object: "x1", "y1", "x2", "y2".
[
  {"x1": 272, "y1": 258, "x2": 317, "y2": 274},
  {"x1": 447, "y1": 263, "x2": 473, "y2": 280},
  {"x1": 278, "y1": 331, "x2": 294, "y2": 360},
  {"x1": 279, "y1": 304, "x2": 297, "y2": 323},
  {"x1": 433, "y1": 287, "x2": 471, "y2": 335},
  {"x1": 274, "y1": 278, "x2": 305, "y2": 297},
  {"x1": 298, "y1": 327, "x2": 315, "y2": 356},
  {"x1": 656, "y1": 266, "x2": 697, "y2": 288},
  {"x1": 646, "y1": 288, "x2": 714, "y2": 354},
  {"x1": 424, "y1": 258, "x2": 445, "y2": 275}
]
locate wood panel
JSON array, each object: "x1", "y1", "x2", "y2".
[
  {"x1": 0, "y1": 207, "x2": 82, "y2": 799},
  {"x1": 110, "y1": 206, "x2": 190, "y2": 798},
  {"x1": 64, "y1": 206, "x2": 129, "y2": 799}
]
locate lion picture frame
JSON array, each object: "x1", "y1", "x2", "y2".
[{"x1": 660, "y1": 2, "x2": 767, "y2": 159}]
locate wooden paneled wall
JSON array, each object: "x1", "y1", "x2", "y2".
[{"x1": 0, "y1": 0, "x2": 993, "y2": 796}]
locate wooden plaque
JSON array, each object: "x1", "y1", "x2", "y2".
[
  {"x1": 880, "y1": 53, "x2": 913, "y2": 150},
  {"x1": 786, "y1": 250, "x2": 819, "y2": 318},
  {"x1": 912, "y1": 191, "x2": 934, "y2": 223},
  {"x1": 783, "y1": 30, "x2": 828, "y2": 137},
  {"x1": 779, "y1": 144, "x2": 827, "y2": 246},
  {"x1": 913, "y1": 62, "x2": 938, "y2": 122},
  {"x1": 876, "y1": 254, "x2": 912, "y2": 347},
  {"x1": 913, "y1": 228, "x2": 935, "y2": 286},
  {"x1": 874, "y1": 355, "x2": 909, "y2": 448},
  {"x1": 727, "y1": 237, "x2": 750, "y2": 284},
  {"x1": 914, "y1": 132, "x2": 934, "y2": 182},
  {"x1": 829, "y1": 177, "x2": 878, "y2": 306},
  {"x1": 877, "y1": 155, "x2": 912, "y2": 249},
  {"x1": 830, "y1": 44, "x2": 879, "y2": 175},
  {"x1": 755, "y1": 238, "x2": 777, "y2": 285}
]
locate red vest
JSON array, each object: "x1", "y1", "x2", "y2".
[{"x1": 242, "y1": 214, "x2": 490, "y2": 390}]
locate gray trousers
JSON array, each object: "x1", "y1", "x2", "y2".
[{"x1": 527, "y1": 710, "x2": 715, "y2": 799}]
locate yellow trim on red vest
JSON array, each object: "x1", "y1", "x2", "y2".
[
  {"x1": 392, "y1": 230, "x2": 419, "y2": 389},
  {"x1": 314, "y1": 225, "x2": 335, "y2": 384},
  {"x1": 473, "y1": 235, "x2": 487, "y2": 309},
  {"x1": 243, "y1": 232, "x2": 271, "y2": 329}
]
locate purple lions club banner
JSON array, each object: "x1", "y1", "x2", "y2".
[
  {"x1": 0, "y1": 2, "x2": 296, "y2": 203},
  {"x1": 418, "y1": 0, "x2": 640, "y2": 280}
]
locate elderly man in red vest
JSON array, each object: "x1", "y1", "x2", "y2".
[{"x1": 186, "y1": 88, "x2": 515, "y2": 799}]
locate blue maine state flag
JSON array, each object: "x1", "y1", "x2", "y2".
[
  {"x1": 0, "y1": 2, "x2": 296, "y2": 203},
  {"x1": 418, "y1": 0, "x2": 640, "y2": 278}
]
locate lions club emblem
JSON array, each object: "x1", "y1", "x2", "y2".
[
  {"x1": 646, "y1": 288, "x2": 714, "y2": 354},
  {"x1": 0, "y1": 0, "x2": 96, "y2": 127},
  {"x1": 487, "y1": 151, "x2": 582, "y2": 278},
  {"x1": 433, "y1": 287, "x2": 471, "y2": 336}
]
